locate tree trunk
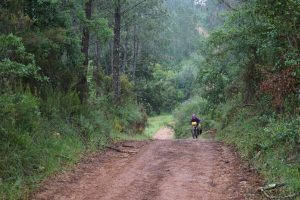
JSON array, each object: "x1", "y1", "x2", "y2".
[
  {"x1": 112, "y1": 0, "x2": 122, "y2": 102},
  {"x1": 82, "y1": 0, "x2": 92, "y2": 67},
  {"x1": 243, "y1": 49, "x2": 258, "y2": 104},
  {"x1": 95, "y1": 40, "x2": 101, "y2": 68},
  {"x1": 78, "y1": 0, "x2": 92, "y2": 102},
  {"x1": 132, "y1": 24, "x2": 139, "y2": 82},
  {"x1": 122, "y1": 26, "x2": 129, "y2": 73},
  {"x1": 110, "y1": 40, "x2": 114, "y2": 74},
  {"x1": 94, "y1": 40, "x2": 101, "y2": 97}
]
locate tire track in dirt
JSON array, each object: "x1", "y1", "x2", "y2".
[{"x1": 33, "y1": 128, "x2": 262, "y2": 200}]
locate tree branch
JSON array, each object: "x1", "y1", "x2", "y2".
[
  {"x1": 122, "y1": 0, "x2": 148, "y2": 15},
  {"x1": 258, "y1": 183, "x2": 300, "y2": 200},
  {"x1": 121, "y1": 12, "x2": 168, "y2": 29}
]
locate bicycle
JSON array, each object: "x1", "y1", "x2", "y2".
[{"x1": 192, "y1": 122, "x2": 200, "y2": 139}]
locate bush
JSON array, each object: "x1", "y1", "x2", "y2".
[
  {"x1": 116, "y1": 103, "x2": 147, "y2": 134},
  {"x1": 40, "y1": 89, "x2": 82, "y2": 120},
  {"x1": 217, "y1": 103, "x2": 300, "y2": 194},
  {"x1": 0, "y1": 89, "x2": 147, "y2": 199},
  {"x1": 0, "y1": 92, "x2": 40, "y2": 138},
  {"x1": 0, "y1": 91, "x2": 86, "y2": 199},
  {"x1": 0, "y1": 68, "x2": 148, "y2": 199}
]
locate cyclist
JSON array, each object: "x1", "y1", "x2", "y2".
[{"x1": 191, "y1": 114, "x2": 202, "y2": 138}]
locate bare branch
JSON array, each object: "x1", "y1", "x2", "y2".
[
  {"x1": 107, "y1": 146, "x2": 138, "y2": 154},
  {"x1": 258, "y1": 183, "x2": 300, "y2": 200}
]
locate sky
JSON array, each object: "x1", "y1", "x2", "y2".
[{"x1": 194, "y1": 0, "x2": 207, "y2": 6}]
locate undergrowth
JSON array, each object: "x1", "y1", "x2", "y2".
[
  {"x1": 0, "y1": 89, "x2": 172, "y2": 200},
  {"x1": 173, "y1": 95, "x2": 214, "y2": 138},
  {"x1": 0, "y1": 91, "x2": 147, "y2": 200},
  {"x1": 111, "y1": 114, "x2": 173, "y2": 141},
  {"x1": 143, "y1": 115, "x2": 174, "y2": 138},
  {"x1": 216, "y1": 100, "x2": 300, "y2": 197}
]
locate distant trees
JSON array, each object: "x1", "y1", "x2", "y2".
[
  {"x1": 196, "y1": 0, "x2": 300, "y2": 113},
  {"x1": 0, "y1": 0, "x2": 208, "y2": 114}
]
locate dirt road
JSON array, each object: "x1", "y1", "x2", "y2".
[{"x1": 33, "y1": 128, "x2": 262, "y2": 200}]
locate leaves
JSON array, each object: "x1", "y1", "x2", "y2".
[
  {"x1": 0, "y1": 34, "x2": 43, "y2": 91},
  {"x1": 260, "y1": 67, "x2": 298, "y2": 110},
  {"x1": 196, "y1": 0, "x2": 300, "y2": 112}
]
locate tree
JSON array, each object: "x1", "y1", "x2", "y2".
[
  {"x1": 196, "y1": 0, "x2": 300, "y2": 112},
  {"x1": 78, "y1": 0, "x2": 93, "y2": 101},
  {"x1": 0, "y1": 34, "x2": 41, "y2": 93},
  {"x1": 112, "y1": 0, "x2": 122, "y2": 102}
]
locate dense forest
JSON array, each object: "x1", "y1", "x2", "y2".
[
  {"x1": 0, "y1": 0, "x2": 299, "y2": 199},
  {"x1": 0, "y1": 0, "x2": 202, "y2": 198}
]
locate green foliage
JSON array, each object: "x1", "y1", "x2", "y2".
[
  {"x1": 198, "y1": 67, "x2": 227, "y2": 109},
  {"x1": 110, "y1": 114, "x2": 173, "y2": 141},
  {"x1": 0, "y1": 87, "x2": 148, "y2": 199},
  {"x1": 0, "y1": 92, "x2": 40, "y2": 133},
  {"x1": 0, "y1": 92, "x2": 79, "y2": 199},
  {"x1": 197, "y1": 0, "x2": 300, "y2": 110},
  {"x1": 137, "y1": 64, "x2": 183, "y2": 114},
  {"x1": 0, "y1": 0, "x2": 167, "y2": 199},
  {"x1": 143, "y1": 115, "x2": 174, "y2": 138},
  {"x1": 175, "y1": 58, "x2": 199, "y2": 99},
  {"x1": 173, "y1": 95, "x2": 209, "y2": 138},
  {"x1": 41, "y1": 90, "x2": 81, "y2": 118},
  {"x1": 0, "y1": 34, "x2": 42, "y2": 92},
  {"x1": 162, "y1": 0, "x2": 202, "y2": 63},
  {"x1": 91, "y1": 18, "x2": 113, "y2": 42},
  {"x1": 137, "y1": 57, "x2": 204, "y2": 114},
  {"x1": 217, "y1": 102, "x2": 300, "y2": 194},
  {"x1": 87, "y1": 63, "x2": 148, "y2": 136}
]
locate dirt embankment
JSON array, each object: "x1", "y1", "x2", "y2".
[{"x1": 33, "y1": 128, "x2": 262, "y2": 200}]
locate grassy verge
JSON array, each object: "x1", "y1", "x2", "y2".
[
  {"x1": 0, "y1": 93, "x2": 148, "y2": 200},
  {"x1": 144, "y1": 114, "x2": 174, "y2": 138},
  {"x1": 216, "y1": 106, "x2": 300, "y2": 197},
  {"x1": 0, "y1": 113, "x2": 173, "y2": 200},
  {"x1": 1, "y1": 124, "x2": 88, "y2": 200},
  {"x1": 110, "y1": 114, "x2": 174, "y2": 141}
]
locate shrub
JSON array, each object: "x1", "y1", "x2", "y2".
[
  {"x1": 40, "y1": 90, "x2": 82, "y2": 120},
  {"x1": 218, "y1": 103, "x2": 300, "y2": 193},
  {"x1": 0, "y1": 92, "x2": 40, "y2": 136}
]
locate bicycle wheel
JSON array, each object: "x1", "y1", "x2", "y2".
[{"x1": 192, "y1": 127, "x2": 196, "y2": 139}]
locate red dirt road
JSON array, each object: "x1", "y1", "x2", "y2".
[{"x1": 33, "y1": 128, "x2": 262, "y2": 200}]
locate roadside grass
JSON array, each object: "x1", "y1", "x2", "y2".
[
  {"x1": 143, "y1": 114, "x2": 174, "y2": 138},
  {"x1": 0, "y1": 114, "x2": 173, "y2": 200},
  {"x1": 0, "y1": 123, "x2": 87, "y2": 200},
  {"x1": 110, "y1": 114, "x2": 174, "y2": 141},
  {"x1": 216, "y1": 107, "x2": 300, "y2": 197}
]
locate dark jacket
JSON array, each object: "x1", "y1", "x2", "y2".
[{"x1": 191, "y1": 116, "x2": 201, "y2": 125}]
